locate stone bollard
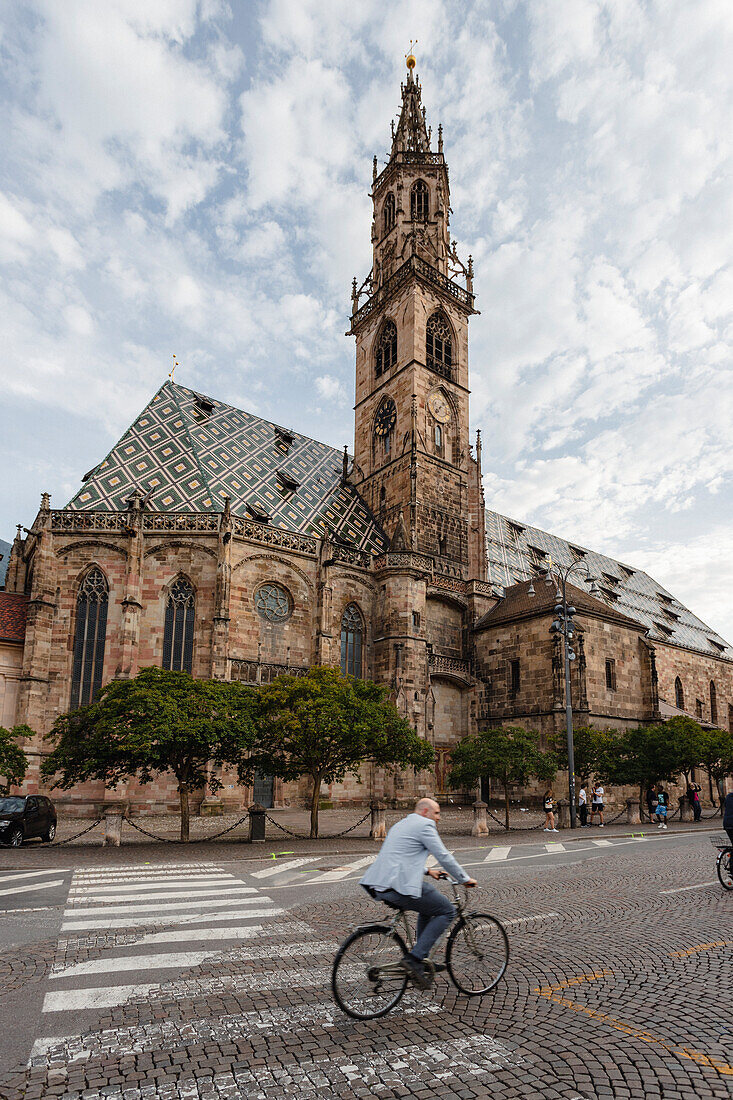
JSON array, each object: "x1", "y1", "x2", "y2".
[
  {"x1": 626, "y1": 798, "x2": 641, "y2": 825},
  {"x1": 370, "y1": 801, "x2": 387, "y2": 841},
  {"x1": 248, "y1": 803, "x2": 266, "y2": 842},
  {"x1": 557, "y1": 799, "x2": 571, "y2": 829},
  {"x1": 102, "y1": 807, "x2": 124, "y2": 847},
  {"x1": 680, "y1": 799, "x2": 693, "y2": 823},
  {"x1": 471, "y1": 800, "x2": 489, "y2": 837}
]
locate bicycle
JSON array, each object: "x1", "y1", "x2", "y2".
[
  {"x1": 713, "y1": 837, "x2": 733, "y2": 891},
  {"x1": 331, "y1": 875, "x2": 509, "y2": 1020}
]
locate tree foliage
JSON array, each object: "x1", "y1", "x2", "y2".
[
  {"x1": 41, "y1": 668, "x2": 258, "y2": 840},
  {"x1": 448, "y1": 726, "x2": 557, "y2": 830},
  {"x1": 250, "y1": 666, "x2": 434, "y2": 837},
  {"x1": 0, "y1": 725, "x2": 32, "y2": 794}
]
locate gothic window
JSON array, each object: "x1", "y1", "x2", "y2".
[
  {"x1": 254, "y1": 582, "x2": 292, "y2": 623},
  {"x1": 163, "y1": 577, "x2": 195, "y2": 673},
  {"x1": 605, "y1": 658, "x2": 617, "y2": 692},
  {"x1": 411, "y1": 179, "x2": 429, "y2": 221},
  {"x1": 675, "y1": 676, "x2": 684, "y2": 710},
  {"x1": 340, "y1": 603, "x2": 363, "y2": 678},
  {"x1": 375, "y1": 320, "x2": 397, "y2": 377},
  {"x1": 426, "y1": 312, "x2": 453, "y2": 379},
  {"x1": 383, "y1": 192, "x2": 395, "y2": 234},
  {"x1": 435, "y1": 423, "x2": 443, "y2": 453},
  {"x1": 710, "y1": 680, "x2": 717, "y2": 725},
  {"x1": 70, "y1": 567, "x2": 109, "y2": 709},
  {"x1": 696, "y1": 698, "x2": 703, "y2": 719}
]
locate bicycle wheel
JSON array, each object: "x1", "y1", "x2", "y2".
[
  {"x1": 331, "y1": 924, "x2": 409, "y2": 1020},
  {"x1": 717, "y1": 850, "x2": 733, "y2": 891},
  {"x1": 446, "y1": 912, "x2": 509, "y2": 996}
]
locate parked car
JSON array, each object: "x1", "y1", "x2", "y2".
[{"x1": 0, "y1": 795, "x2": 57, "y2": 846}]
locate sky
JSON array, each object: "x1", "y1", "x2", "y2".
[{"x1": 0, "y1": 0, "x2": 731, "y2": 641}]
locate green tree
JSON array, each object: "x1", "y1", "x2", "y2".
[
  {"x1": 0, "y1": 725, "x2": 32, "y2": 794},
  {"x1": 41, "y1": 668, "x2": 258, "y2": 840},
  {"x1": 250, "y1": 666, "x2": 434, "y2": 838},
  {"x1": 597, "y1": 723, "x2": 682, "y2": 820},
  {"x1": 666, "y1": 716, "x2": 706, "y2": 788},
  {"x1": 701, "y1": 727, "x2": 733, "y2": 811},
  {"x1": 448, "y1": 726, "x2": 558, "y2": 831},
  {"x1": 551, "y1": 725, "x2": 608, "y2": 785}
]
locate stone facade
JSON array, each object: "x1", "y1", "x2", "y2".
[{"x1": 3, "y1": 64, "x2": 732, "y2": 815}]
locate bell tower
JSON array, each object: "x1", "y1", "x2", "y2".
[{"x1": 349, "y1": 56, "x2": 485, "y2": 580}]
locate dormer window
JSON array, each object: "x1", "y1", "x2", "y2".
[
  {"x1": 275, "y1": 427, "x2": 295, "y2": 453},
  {"x1": 383, "y1": 193, "x2": 395, "y2": 234},
  {"x1": 411, "y1": 179, "x2": 429, "y2": 221},
  {"x1": 375, "y1": 320, "x2": 397, "y2": 378},
  {"x1": 246, "y1": 501, "x2": 270, "y2": 523},
  {"x1": 276, "y1": 471, "x2": 299, "y2": 497}
]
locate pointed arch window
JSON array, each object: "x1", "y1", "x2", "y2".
[
  {"x1": 70, "y1": 567, "x2": 108, "y2": 710},
  {"x1": 340, "y1": 603, "x2": 364, "y2": 679},
  {"x1": 426, "y1": 312, "x2": 453, "y2": 379},
  {"x1": 375, "y1": 320, "x2": 397, "y2": 377},
  {"x1": 411, "y1": 180, "x2": 429, "y2": 221},
  {"x1": 710, "y1": 680, "x2": 718, "y2": 725},
  {"x1": 675, "y1": 676, "x2": 684, "y2": 710},
  {"x1": 383, "y1": 193, "x2": 395, "y2": 234},
  {"x1": 163, "y1": 577, "x2": 195, "y2": 674}
]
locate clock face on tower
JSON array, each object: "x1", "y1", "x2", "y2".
[
  {"x1": 427, "y1": 391, "x2": 450, "y2": 423},
  {"x1": 374, "y1": 398, "x2": 397, "y2": 436}
]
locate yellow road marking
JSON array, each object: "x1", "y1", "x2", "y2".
[
  {"x1": 668, "y1": 940, "x2": 732, "y2": 958},
  {"x1": 533, "y1": 972, "x2": 733, "y2": 1077}
]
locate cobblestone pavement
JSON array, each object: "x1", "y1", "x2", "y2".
[{"x1": 0, "y1": 833, "x2": 731, "y2": 1098}]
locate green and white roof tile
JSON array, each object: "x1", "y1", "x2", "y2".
[{"x1": 68, "y1": 382, "x2": 388, "y2": 554}]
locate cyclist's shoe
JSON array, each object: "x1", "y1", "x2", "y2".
[
  {"x1": 399, "y1": 954, "x2": 433, "y2": 989},
  {"x1": 431, "y1": 961, "x2": 448, "y2": 974}
]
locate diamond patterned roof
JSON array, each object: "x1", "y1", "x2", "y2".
[
  {"x1": 68, "y1": 382, "x2": 388, "y2": 554},
  {"x1": 485, "y1": 511, "x2": 731, "y2": 660}
]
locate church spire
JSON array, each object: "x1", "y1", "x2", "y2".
[{"x1": 391, "y1": 61, "x2": 431, "y2": 156}]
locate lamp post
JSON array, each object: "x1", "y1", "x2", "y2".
[{"x1": 529, "y1": 560, "x2": 601, "y2": 829}]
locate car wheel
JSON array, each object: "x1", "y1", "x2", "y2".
[
  {"x1": 9, "y1": 827, "x2": 23, "y2": 847},
  {"x1": 44, "y1": 823, "x2": 56, "y2": 842}
]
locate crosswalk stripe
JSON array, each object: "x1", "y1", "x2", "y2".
[
  {"x1": 545, "y1": 842, "x2": 566, "y2": 853},
  {"x1": 0, "y1": 870, "x2": 67, "y2": 885},
  {"x1": 71, "y1": 869, "x2": 227, "y2": 881},
  {"x1": 43, "y1": 984, "x2": 161, "y2": 1013},
  {"x1": 66, "y1": 892, "x2": 258, "y2": 916},
  {"x1": 484, "y1": 846, "x2": 511, "y2": 862},
  {"x1": 68, "y1": 876, "x2": 235, "y2": 893},
  {"x1": 0, "y1": 879, "x2": 65, "y2": 898},
  {"x1": 52, "y1": 950, "x2": 222, "y2": 980},
  {"x1": 592, "y1": 839, "x2": 612, "y2": 847},
  {"x1": 68, "y1": 886, "x2": 243, "y2": 903},
  {"x1": 61, "y1": 906, "x2": 283, "y2": 931},
  {"x1": 251, "y1": 857, "x2": 321, "y2": 879},
  {"x1": 306, "y1": 856, "x2": 374, "y2": 883},
  {"x1": 131, "y1": 920, "x2": 311, "y2": 947}
]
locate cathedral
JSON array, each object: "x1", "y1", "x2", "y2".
[{"x1": 2, "y1": 63, "x2": 731, "y2": 815}]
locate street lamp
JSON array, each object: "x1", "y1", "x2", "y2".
[{"x1": 530, "y1": 560, "x2": 601, "y2": 828}]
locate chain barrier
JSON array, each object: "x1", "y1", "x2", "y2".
[
  {"x1": 701, "y1": 807, "x2": 722, "y2": 820},
  {"x1": 264, "y1": 810, "x2": 371, "y2": 840},
  {"x1": 50, "y1": 818, "x2": 103, "y2": 846},
  {"x1": 485, "y1": 806, "x2": 545, "y2": 831},
  {"x1": 603, "y1": 807, "x2": 627, "y2": 825},
  {"x1": 124, "y1": 812, "x2": 250, "y2": 844}
]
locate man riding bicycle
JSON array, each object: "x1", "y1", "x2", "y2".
[{"x1": 360, "y1": 797, "x2": 477, "y2": 989}]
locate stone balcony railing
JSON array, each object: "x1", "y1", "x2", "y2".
[
  {"x1": 428, "y1": 653, "x2": 473, "y2": 684},
  {"x1": 230, "y1": 659, "x2": 309, "y2": 685},
  {"x1": 350, "y1": 255, "x2": 475, "y2": 329}
]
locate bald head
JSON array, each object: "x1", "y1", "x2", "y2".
[{"x1": 415, "y1": 798, "x2": 441, "y2": 823}]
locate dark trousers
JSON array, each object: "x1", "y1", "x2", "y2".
[
  {"x1": 579, "y1": 804, "x2": 588, "y2": 827},
  {"x1": 371, "y1": 881, "x2": 455, "y2": 960},
  {"x1": 726, "y1": 828, "x2": 733, "y2": 849},
  {"x1": 693, "y1": 802, "x2": 701, "y2": 821}
]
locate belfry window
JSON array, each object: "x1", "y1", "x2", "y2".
[
  {"x1": 163, "y1": 577, "x2": 195, "y2": 674},
  {"x1": 383, "y1": 193, "x2": 395, "y2": 234},
  {"x1": 411, "y1": 180, "x2": 429, "y2": 221},
  {"x1": 426, "y1": 312, "x2": 453, "y2": 379},
  {"x1": 340, "y1": 603, "x2": 363, "y2": 678},
  {"x1": 70, "y1": 567, "x2": 109, "y2": 709},
  {"x1": 375, "y1": 320, "x2": 397, "y2": 377},
  {"x1": 675, "y1": 676, "x2": 684, "y2": 710}
]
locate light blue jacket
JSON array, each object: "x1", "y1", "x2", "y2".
[{"x1": 360, "y1": 813, "x2": 471, "y2": 897}]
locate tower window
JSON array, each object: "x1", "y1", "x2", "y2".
[
  {"x1": 70, "y1": 567, "x2": 109, "y2": 710},
  {"x1": 340, "y1": 603, "x2": 363, "y2": 678},
  {"x1": 605, "y1": 658, "x2": 617, "y2": 692},
  {"x1": 435, "y1": 423, "x2": 443, "y2": 452},
  {"x1": 163, "y1": 577, "x2": 195, "y2": 673},
  {"x1": 411, "y1": 180, "x2": 429, "y2": 221},
  {"x1": 696, "y1": 698, "x2": 703, "y2": 719},
  {"x1": 509, "y1": 659, "x2": 520, "y2": 694},
  {"x1": 426, "y1": 312, "x2": 453, "y2": 379},
  {"x1": 383, "y1": 193, "x2": 395, "y2": 234},
  {"x1": 710, "y1": 680, "x2": 717, "y2": 725},
  {"x1": 375, "y1": 320, "x2": 397, "y2": 377},
  {"x1": 675, "y1": 676, "x2": 684, "y2": 710}
]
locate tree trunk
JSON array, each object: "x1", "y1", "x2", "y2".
[
  {"x1": 639, "y1": 782, "x2": 646, "y2": 822},
  {"x1": 310, "y1": 775, "x2": 321, "y2": 839},
  {"x1": 503, "y1": 782, "x2": 509, "y2": 832},
  {"x1": 707, "y1": 766, "x2": 715, "y2": 806},
  {"x1": 179, "y1": 783, "x2": 190, "y2": 842}
]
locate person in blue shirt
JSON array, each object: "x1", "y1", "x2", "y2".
[{"x1": 360, "y1": 797, "x2": 477, "y2": 988}]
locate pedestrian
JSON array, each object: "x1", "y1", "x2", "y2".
[
  {"x1": 646, "y1": 783, "x2": 658, "y2": 823},
  {"x1": 724, "y1": 791, "x2": 733, "y2": 850},
  {"x1": 578, "y1": 785, "x2": 588, "y2": 828},
  {"x1": 590, "y1": 783, "x2": 605, "y2": 827},
  {"x1": 543, "y1": 788, "x2": 558, "y2": 832},
  {"x1": 686, "y1": 782, "x2": 702, "y2": 822},
  {"x1": 655, "y1": 785, "x2": 668, "y2": 829}
]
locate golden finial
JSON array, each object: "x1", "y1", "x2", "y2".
[
  {"x1": 168, "y1": 354, "x2": 179, "y2": 381},
  {"x1": 406, "y1": 40, "x2": 417, "y2": 71}
]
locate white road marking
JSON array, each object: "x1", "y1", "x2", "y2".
[
  {"x1": 68, "y1": 875, "x2": 235, "y2": 893},
  {"x1": 131, "y1": 920, "x2": 311, "y2": 947},
  {"x1": 52, "y1": 949, "x2": 222, "y2": 980},
  {"x1": 502, "y1": 911, "x2": 560, "y2": 926},
  {"x1": 61, "y1": 906, "x2": 284, "y2": 932},
  {"x1": 484, "y1": 846, "x2": 511, "y2": 862},
  {"x1": 660, "y1": 881, "x2": 717, "y2": 895},
  {"x1": 43, "y1": 984, "x2": 162, "y2": 1013},
  {"x1": 0, "y1": 906, "x2": 55, "y2": 914},
  {"x1": 0, "y1": 869, "x2": 66, "y2": 885},
  {"x1": 591, "y1": 839, "x2": 612, "y2": 847},
  {"x1": 307, "y1": 856, "x2": 374, "y2": 883},
  {"x1": 68, "y1": 886, "x2": 243, "y2": 903},
  {"x1": 66, "y1": 892, "x2": 257, "y2": 917},
  {"x1": 0, "y1": 879, "x2": 65, "y2": 898},
  {"x1": 251, "y1": 857, "x2": 322, "y2": 879},
  {"x1": 545, "y1": 843, "x2": 566, "y2": 853}
]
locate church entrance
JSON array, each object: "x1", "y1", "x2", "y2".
[{"x1": 253, "y1": 768, "x2": 274, "y2": 808}]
